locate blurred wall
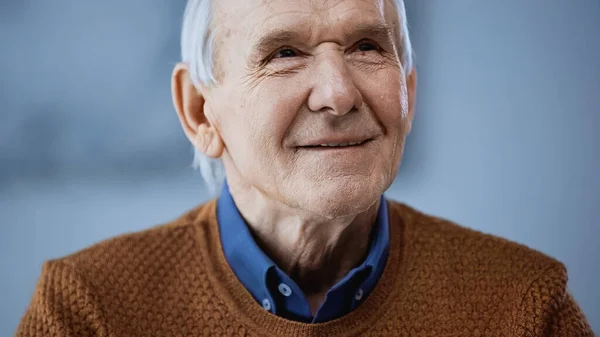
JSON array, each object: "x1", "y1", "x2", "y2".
[
  {"x1": 0, "y1": 0, "x2": 189, "y2": 180},
  {"x1": 1, "y1": 0, "x2": 599, "y2": 334}
]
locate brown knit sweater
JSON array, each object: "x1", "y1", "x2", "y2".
[{"x1": 17, "y1": 200, "x2": 593, "y2": 336}]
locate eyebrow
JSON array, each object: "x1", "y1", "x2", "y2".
[
  {"x1": 249, "y1": 21, "x2": 396, "y2": 59},
  {"x1": 347, "y1": 22, "x2": 396, "y2": 45},
  {"x1": 251, "y1": 29, "x2": 304, "y2": 59}
]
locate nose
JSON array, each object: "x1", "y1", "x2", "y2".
[{"x1": 307, "y1": 52, "x2": 363, "y2": 116}]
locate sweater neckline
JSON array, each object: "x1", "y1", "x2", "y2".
[{"x1": 193, "y1": 200, "x2": 407, "y2": 337}]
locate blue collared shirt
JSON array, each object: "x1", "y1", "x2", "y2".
[{"x1": 217, "y1": 181, "x2": 390, "y2": 323}]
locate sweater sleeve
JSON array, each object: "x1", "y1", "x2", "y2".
[
  {"x1": 515, "y1": 264, "x2": 594, "y2": 337},
  {"x1": 16, "y1": 260, "x2": 107, "y2": 337}
]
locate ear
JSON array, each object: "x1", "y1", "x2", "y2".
[
  {"x1": 171, "y1": 63, "x2": 224, "y2": 158},
  {"x1": 405, "y1": 67, "x2": 417, "y2": 133}
]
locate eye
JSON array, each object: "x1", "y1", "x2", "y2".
[
  {"x1": 357, "y1": 41, "x2": 379, "y2": 52},
  {"x1": 273, "y1": 48, "x2": 298, "y2": 59}
]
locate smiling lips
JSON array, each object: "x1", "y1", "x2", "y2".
[{"x1": 300, "y1": 138, "x2": 372, "y2": 148}]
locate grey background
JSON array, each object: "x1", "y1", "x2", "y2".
[{"x1": 1, "y1": 0, "x2": 598, "y2": 334}]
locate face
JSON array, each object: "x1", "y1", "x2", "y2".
[{"x1": 204, "y1": 0, "x2": 415, "y2": 217}]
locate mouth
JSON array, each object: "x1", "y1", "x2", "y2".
[{"x1": 298, "y1": 139, "x2": 373, "y2": 150}]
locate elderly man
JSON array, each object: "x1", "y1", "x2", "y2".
[{"x1": 17, "y1": 0, "x2": 593, "y2": 336}]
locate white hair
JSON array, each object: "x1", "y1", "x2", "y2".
[{"x1": 180, "y1": 0, "x2": 415, "y2": 193}]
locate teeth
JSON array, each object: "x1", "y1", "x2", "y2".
[{"x1": 317, "y1": 141, "x2": 364, "y2": 147}]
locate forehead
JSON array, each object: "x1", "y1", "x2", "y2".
[{"x1": 213, "y1": 0, "x2": 398, "y2": 43}]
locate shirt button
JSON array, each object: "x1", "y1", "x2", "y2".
[
  {"x1": 354, "y1": 288, "x2": 364, "y2": 301},
  {"x1": 278, "y1": 283, "x2": 292, "y2": 297},
  {"x1": 262, "y1": 298, "x2": 271, "y2": 311}
]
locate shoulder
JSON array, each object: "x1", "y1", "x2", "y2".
[
  {"x1": 387, "y1": 200, "x2": 567, "y2": 295},
  {"x1": 19, "y1": 200, "x2": 218, "y2": 335},
  {"x1": 51, "y1": 200, "x2": 217, "y2": 294}
]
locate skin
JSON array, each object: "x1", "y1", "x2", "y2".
[{"x1": 172, "y1": 0, "x2": 416, "y2": 314}]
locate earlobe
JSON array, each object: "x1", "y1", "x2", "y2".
[
  {"x1": 195, "y1": 123, "x2": 224, "y2": 158},
  {"x1": 171, "y1": 63, "x2": 224, "y2": 158}
]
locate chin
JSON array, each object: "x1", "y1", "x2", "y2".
[{"x1": 289, "y1": 174, "x2": 387, "y2": 219}]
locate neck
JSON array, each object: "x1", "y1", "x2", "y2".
[{"x1": 226, "y1": 175, "x2": 380, "y2": 299}]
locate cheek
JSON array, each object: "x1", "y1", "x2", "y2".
[
  {"x1": 249, "y1": 86, "x2": 301, "y2": 147},
  {"x1": 361, "y1": 70, "x2": 407, "y2": 136},
  {"x1": 210, "y1": 90, "x2": 255, "y2": 165},
  {"x1": 359, "y1": 70, "x2": 408, "y2": 177},
  {"x1": 225, "y1": 81, "x2": 306, "y2": 174}
]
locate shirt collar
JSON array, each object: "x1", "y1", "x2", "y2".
[
  {"x1": 353, "y1": 196, "x2": 389, "y2": 300},
  {"x1": 364, "y1": 196, "x2": 390, "y2": 270}
]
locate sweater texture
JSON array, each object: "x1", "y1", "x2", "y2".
[{"x1": 17, "y1": 200, "x2": 594, "y2": 336}]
